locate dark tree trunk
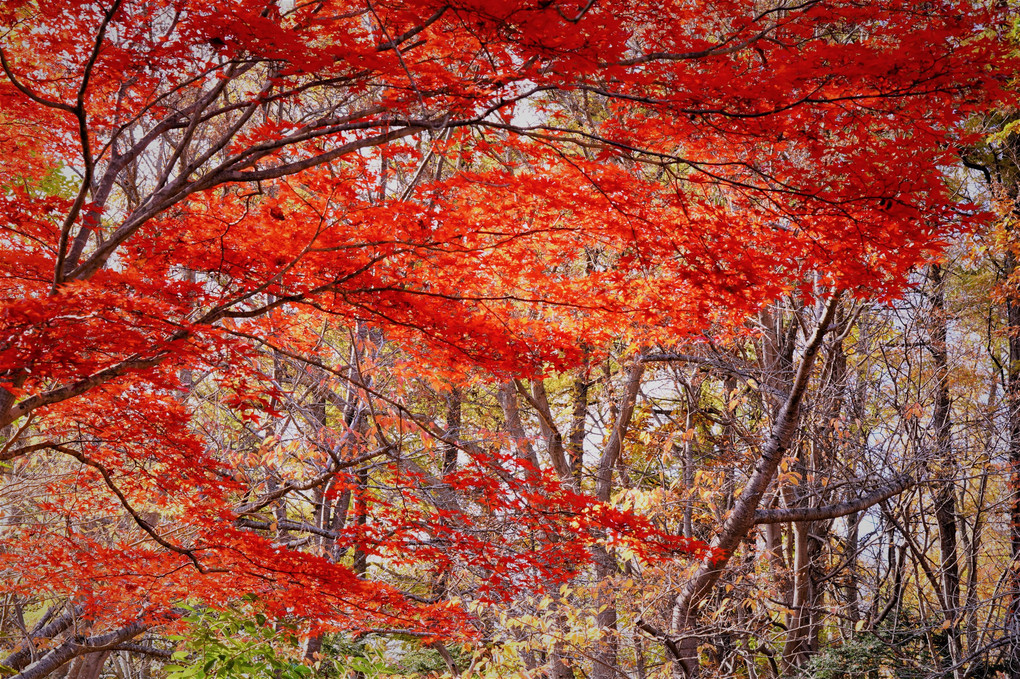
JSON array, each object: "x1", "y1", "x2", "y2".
[
  {"x1": 928, "y1": 264, "x2": 963, "y2": 677},
  {"x1": 1005, "y1": 249, "x2": 1020, "y2": 678}
]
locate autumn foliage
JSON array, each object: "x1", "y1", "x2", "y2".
[{"x1": 0, "y1": 0, "x2": 1012, "y2": 675}]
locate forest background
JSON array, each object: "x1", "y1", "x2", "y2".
[{"x1": 1, "y1": 1, "x2": 1020, "y2": 678}]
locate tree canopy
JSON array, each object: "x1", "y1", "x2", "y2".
[{"x1": 0, "y1": 1, "x2": 1015, "y2": 678}]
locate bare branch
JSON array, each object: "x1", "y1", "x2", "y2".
[{"x1": 753, "y1": 475, "x2": 914, "y2": 525}]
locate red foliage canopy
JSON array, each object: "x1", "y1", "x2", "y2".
[{"x1": 0, "y1": 0, "x2": 1008, "y2": 651}]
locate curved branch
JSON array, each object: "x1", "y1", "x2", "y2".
[
  {"x1": 11, "y1": 621, "x2": 149, "y2": 679},
  {"x1": 753, "y1": 475, "x2": 914, "y2": 525},
  {"x1": 2, "y1": 604, "x2": 83, "y2": 672},
  {"x1": 47, "y1": 444, "x2": 222, "y2": 574},
  {"x1": 0, "y1": 48, "x2": 75, "y2": 112}
]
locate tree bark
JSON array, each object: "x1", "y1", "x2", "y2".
[
  {"x1": 928, "y1": 264, "x2": 963, "y2": 678},
  {"x1": 11, "y1": 622, "x2": 148, "y2": 679},
  {"x1": 666, "y1": 293, "x2": 841, "y2": 678},
  {"x1": 1005, "y1": 247, "x2": 1020, "y2": 678},
  {"x1": 64, "y1": 651, "x2": 111, "y2": 679},
  {"x1": 591, "y1": 361, "x2": 645, "y2": 679}
]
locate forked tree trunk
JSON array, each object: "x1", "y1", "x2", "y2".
[
  {"x1": 667, "y1": 294, "x2": 841, "y2": 678},
  {"x1": 781, "y1": 305, "x2": 848, "y2": 671},
  {"x1": 64, "y1": 652, "x2": 111, "y2": 679}
]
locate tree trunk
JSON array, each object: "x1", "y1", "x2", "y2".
[
  {"x1": 590, "y1": 362, "x2": 644, "y2": 679},
  {"x1": 1005, "y1": 249, "x2": 1020, "y2": 678},
  {"x1": 65, "y1": 652, "x2": 111, "y2": 679},
  {"x1": 667, "y1": 294, "x2": 841, "y2": 678},
  {"x1": 928, "y1": 264, "x2": 963, "y2": 678}
]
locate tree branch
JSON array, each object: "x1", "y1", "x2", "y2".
[
  {"x1": 11, "y1": 621, "x2": 149, "y2": 679},
  {"x1": 753, "y1": 475, "x2": 914, "y2": 525},
  {"x1": 2, "y1": 604, "x2": 83, "y2": 672}
]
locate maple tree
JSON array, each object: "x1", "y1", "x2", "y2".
[{"x1": 0, "y1": 0, "x2": 1011, "y2": 677}]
